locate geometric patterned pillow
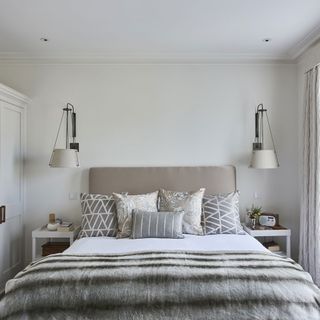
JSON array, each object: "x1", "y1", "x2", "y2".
[
  {"x1": 78, "y1": 193, "x2": 118, "y2": 238},
  {"x1": 202, "y1": 191, "x2": 245, "y2": 235}
]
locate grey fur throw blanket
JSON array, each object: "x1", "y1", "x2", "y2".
[{"x1": 0, "y1": 251, "x2": 320, "y2": 320}]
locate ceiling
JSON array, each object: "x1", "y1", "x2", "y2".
[{"x1": 1, "y1": 0, "x2": 320, "y2": 63}]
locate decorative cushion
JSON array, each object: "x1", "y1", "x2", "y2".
[
  {"x1": 159, "y1": 188, "x2": 205, "y2": 235},
  {"x1": 78, "y1": 193, "x2": 118, "y2": 238},
  {"x1": 131, "y1": 210, "x2": 184, "y2": 239},
  {"x1": 202, "y1": 191, "x2": 245, "y2": 235},
  {"x1": 113, "y1": 191, "x2": 159, "y2": 238}
]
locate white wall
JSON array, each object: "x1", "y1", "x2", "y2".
[{"x1": 0, "y1": 63, "x2": 299, "y2": 262}]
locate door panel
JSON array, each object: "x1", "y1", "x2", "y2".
[
  {"x1": 1, "y1": 216, "x2": 21, "y2": 285},
  {"x1": 1, "y1": 104, "x2": 23, "y2": 218},
  {"x1": 0, "y1": 101, "x2": 24, "y2": 292}
]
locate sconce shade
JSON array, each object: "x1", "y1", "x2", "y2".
[
  {"x1": 49, "y1": 103, "x2": 80, "y2": 168},
  {"x1": 249, "y1": 149, "x2": 279, "y2": 169},
  {"x1": 49, "y1": 149, "x2": 80, "y2": 168},
  {"x1": 249, "y1": 104, "x2": 279, "y2": 169}
]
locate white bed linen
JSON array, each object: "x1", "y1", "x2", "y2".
[{"x1": 64, "y1": 234, "x2": 268, "y2": 255}]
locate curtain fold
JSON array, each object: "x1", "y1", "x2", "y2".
[{"x1": 300, "y1": 66, "x2": 320, "y2": 286}]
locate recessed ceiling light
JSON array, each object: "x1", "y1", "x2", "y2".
[
  {"x1": 262, "y1": 38, "x2": 272, "y2": 43},
  {"x1": 40, "y1": 37, "x2": 49, "y2": 42}
]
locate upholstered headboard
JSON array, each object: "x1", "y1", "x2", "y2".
[{"x1": 89, "y1": 166, "x2": 236, "y2": 195}]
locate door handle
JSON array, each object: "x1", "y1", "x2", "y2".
[{"x1": 0, "y1": 206, "x2": 5, "y2": 224}]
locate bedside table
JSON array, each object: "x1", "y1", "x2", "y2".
[
  {"x1": 242, "y1": 224, "x2": 291, "y2": 258},
  {"x1": 32, "y1": 226, "x2": 80, "y2": 261}
]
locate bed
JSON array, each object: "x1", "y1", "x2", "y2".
[{"x1": 1, "y1": 166, "x2": 320, "y2": 320}]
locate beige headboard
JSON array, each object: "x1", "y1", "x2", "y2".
[{"x1": 89, "y1": 166, "x2": 236, "y2": 195}]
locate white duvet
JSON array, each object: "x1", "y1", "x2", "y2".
[{"x1": 65, "y1": 233, "x2": 268, "y2": 255}]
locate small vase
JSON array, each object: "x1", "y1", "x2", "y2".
[{"x1": 251, "y1": 218, "x2": 256, "y2": 229}]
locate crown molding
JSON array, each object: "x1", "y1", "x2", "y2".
[
  {"x1": 288, "y1": 24, "x2": 320, "y2": 60},
  {"x1": 0, "y1": 52, "x2": 294, "y2": 65},
  {"x1": 0, "y1": 83, "x2": 30, "y2": 104}
]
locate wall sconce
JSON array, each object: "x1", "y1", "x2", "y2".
[
  {"x1": 49, "y1": 103, "x2": 80, "y2": 168},
  {"x1": 249, "y1": 104, "x2": 279, "y2": 169}
]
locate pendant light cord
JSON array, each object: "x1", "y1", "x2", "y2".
[
  {"x1": 52, "y1": 110, "x2": 65, "y2": 150},
  {"x1": 265, "y1": 111, "x2": 280, "y2": 165}
]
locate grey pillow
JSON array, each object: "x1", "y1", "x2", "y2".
[
  {"x1": 131, "y1": 210, "x2": 184, "y2": 239},
  {"x1": 78, "y1": 193, "x2": 118, "y2": 238},
  {"x1": 159, "y1": 188, "x2": 205, "y2": 235},
  {"x1": 202, "y1": 191, "x2": 245, "y2": 235},
  {"x1": 113, "y1": 191, "x2": 159, "y2": 238}
]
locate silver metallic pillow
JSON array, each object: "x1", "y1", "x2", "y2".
[
  {"x1": 78, "y1": 193, "x2": 118, "y2": 238},
  {"x1": 159, "y1": 188, "x2": 205, "y2": 235},
  {"x1": 202, "y1": 191, "x2": 245, "y2": 235},
  {"x1": 113, "y1": 191, "x2": 159, "y2": 238},
  {"x1": 131, "y1": 210, "x2": 184, "y2": 239}
]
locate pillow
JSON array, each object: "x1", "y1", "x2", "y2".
[
  {"x1": 131, "y1": 210, "x2": 184, "y2": 239},
  {"x1": 78, "y1": 193, "x2": 118, "y2": 238},
  {"x1": 202, "y1": 191, "x2": 245, "y2": 235},
  {"x1": 159, "y1": 188, "x2": 205, "y2": 235},
  {"x1": 113, "y1": 191, "x2": 159, "y2": 238}
]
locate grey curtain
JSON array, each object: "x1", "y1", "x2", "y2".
[{"x1": 300, "y1": 66, "x2": 320, "y2": 286}]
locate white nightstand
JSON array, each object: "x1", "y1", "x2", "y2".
[
  {"x1": 32, "y1": 226, "x2": 80, "y2": 261},
  {"x1": 242, "y1": 224, "x2": 291, "y2": 258}
]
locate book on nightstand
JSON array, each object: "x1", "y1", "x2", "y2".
[
  {"x1": 57, "y1": 222, "x2": 74, "y2": 232},
  {"x1": 263, "y1": 241, "x2": 281, "y2": 252}
]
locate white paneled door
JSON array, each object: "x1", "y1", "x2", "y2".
[{"x1": 0, "y1": 84, "x2": 28, "y2": 292}]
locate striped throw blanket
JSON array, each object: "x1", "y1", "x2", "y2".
[{"x1": 1, "y1": 251, "x2": 320, "y2": 319}]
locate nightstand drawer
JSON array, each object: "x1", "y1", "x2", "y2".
[{"x1": 42, "y1": 241, "x2": 70, "y2": 256}]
